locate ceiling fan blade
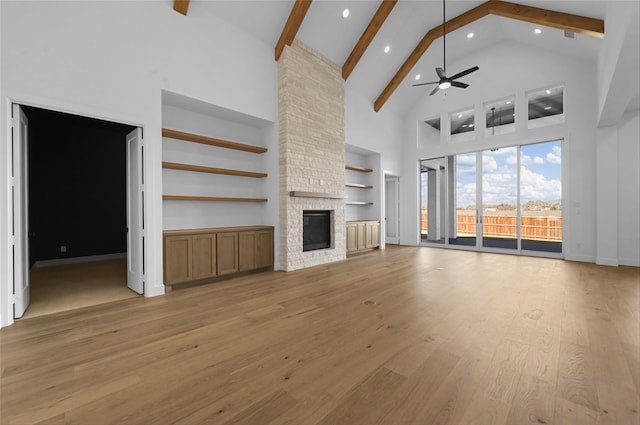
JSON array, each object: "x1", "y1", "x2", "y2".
[
  {"x1": 412, "y1": 81, "x2": 439, "y2": 87},
  {"x1": 449, "y1": 65, "x2": 479, "y2": 81},
  {"x1": 451, "y1": 81, "x2": 469, "y2": 89},
  {"x1": 429, "y1": 85, "x2": 440, "y2": 96},
  {"x1": 436, "y1": 67, "x2": 446, "y2": 79}
]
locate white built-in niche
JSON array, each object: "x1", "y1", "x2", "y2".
[
  {"x1": 161, "y1": 91, "x2": 276, "y2": 230},
  {"x1": 345, "y1": 145, "x2": 381, "y2": 222}
]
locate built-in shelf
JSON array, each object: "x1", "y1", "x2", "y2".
[
  {"x1": 163, "y1": 195, "x2": 268, "y2": 203},
  {"x1": 289, "y1": 191, "x2": 346, "y2": 199},
  {"x1": 162, "y1": 128, "x2": 268, "y2": 154},
  {"x1": 345, "y1": 164, "x2": 373, "y2": 173},
  {"x1": 346, "y1": 201, "x2": 374, "y2": 206},
  {"x1": 345, "y1": 183, "x2": 373, "y2": 189},
  {"x1": 162, "y1": 161, "x2": 267, "y2": 178}
]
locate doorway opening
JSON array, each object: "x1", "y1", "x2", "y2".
[{"x1": 14, "y1": 105, "x2": 143, "y2": 318}]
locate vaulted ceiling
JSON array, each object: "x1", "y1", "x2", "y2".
[{"x1": 173, "y1": 0, "x2": 609, "y2": 115}]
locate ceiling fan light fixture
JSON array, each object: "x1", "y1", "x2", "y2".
[{"x1": 439, "y1": 81, "x2": 452, "y2": 90}]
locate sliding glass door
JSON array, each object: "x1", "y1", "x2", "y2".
[
  {"x1": 420, "y1": 140, "x2": 562, "y2": 256},
  {"x1": 481, "y1": 147, "x2": 518, "y2": 250},
  {"x1": 450, "y1": 152, "x2": 477, "y2": 246},
  {"x1": 519, "y1": 141, "x2": 562, "y2": 253}
]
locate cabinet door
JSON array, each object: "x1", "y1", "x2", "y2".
[
  {"x1": 164, "y1": 235, "x2": 192, "y2": 284},
  {"x1": 356, "y1": 223, "x2": 366, "y2": 250},
  {"x1": 346, "y1": 223, "x2": 358, "y2": 252},
  {"x1": 193, "y1": 233, "x2": 216, "y2": 280},
  {"x1": 239, "y1": 231, "x2": 257, "y2": 272},
  {"x1": 256, "y1": 230, "x2": 274, "y2": 268},
  {"x1": 365, "y1": 223, "x2": 373, "y2": 248},
  {"x1": 217, "y1": 232, "x2": 239, "y2": 275},
  {"x1": 370, "y1": 222, "x2": 380, "y2": 248}
]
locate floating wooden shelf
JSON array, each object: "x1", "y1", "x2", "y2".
[
  {"x1": 346, "y1": 201, "x2": 374, "y2": 206},
  {"x1": 345, "y1": 164, "x2": 373, "y2": 173},
  {"x1": 163, "y1": 195, "x2": 268, "y2": 203},
  {"x1": 162, "y1": 161, "x2": 267, "y2": 178},
  {"x1": 346, "y1": 183, "x2": 373, "y2": 189},
  {"x1": 162, "y1": 128, "x2": 267, "y2": 154},
  {"x1": 289, "y1": 191, "x2": 345, "y2": 199}
]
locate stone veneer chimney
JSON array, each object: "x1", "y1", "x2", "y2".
[{"x1": 278, "y1": 40, "x2": 346, "y2": 271}]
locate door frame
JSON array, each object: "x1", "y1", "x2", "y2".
[{"x1": 3, "y1": 99, "x2": 147, "y2": 324}]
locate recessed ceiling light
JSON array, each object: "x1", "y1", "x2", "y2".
[
  {"x1": 415, "y1": 74, "x2": 421, "y2": 81},
  {"x1": 512, "y1": 113, "x2": 516, "y2": 116},
  {"x1": 384, "y1": 45, "x2": 391, "y2": 54},
  {"x1": 546, "y1": 89, "x2": 551, "y2": 94},
  {"x1": 469, "y1": 124, "x2": 475, "y2": 128},
  {"x1": 534, "y1": 28, "x2": 542, "y2": 34},
  {"x1": 342, "y1": 8, "x2": 350, "y2": 18},
  {"x1": 462, "y1": 124, "x2": 468, "y2": 127},
  {"x1": 544, "y1": 106, "x2": 552, "y2": 110},
  {"x1": 458, "y1": 113, "x2": 463, "y2": 118},
  {"x1": 506, "y1": 100, "x2": 512, "y2": 105},
  {"x1": 467, "y1": 32, "x2": 474, "y2": 39}
]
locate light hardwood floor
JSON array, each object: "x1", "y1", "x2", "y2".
[
  {"x1": 1, "y1": 246, "x2": 638, "y2": 425},
  {"x1": 25, "y1": 258, "x2": 139, "y2": 318}
]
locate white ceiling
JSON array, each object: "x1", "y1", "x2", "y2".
[{"x1": 192, "y1": 0, "x2": 609, "y2": 115}]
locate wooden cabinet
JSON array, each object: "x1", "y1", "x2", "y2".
[
  {"x1": 216, "y1": 232, "x2": 239, "y2": 276},
  {"x1": 239, "y1": 230, "x2": 274, "y2": 272},
  {"x1": 164, "y1": 235, "x2": 193, "y2": 284},
  {"x1": 346, "y1": 223, "x2": 358, "y2": 252},
  {"x1": 193, "y1": 233, "x2": 216, "y2": 280},
  {"x1": 163, "y1": 226, "x2": 273, "y2": 286},
  {"x1": 365, "y1": 221, "x2": 380, "y2": 249},
  {"x1": 346, "y1": 221, "x2": 380, "y2": 254}
]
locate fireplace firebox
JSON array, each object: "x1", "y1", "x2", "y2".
[{"x1": 303, "y1": 210, "x2": 331, "y2": 251}]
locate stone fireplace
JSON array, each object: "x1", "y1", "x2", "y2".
[{"x1": 278, "y1": 40, "x2": 346, "y2": 271}]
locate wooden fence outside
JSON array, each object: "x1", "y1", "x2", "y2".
[{"x1": 421, "y1": 212, "x2": 562, "y2": 241}]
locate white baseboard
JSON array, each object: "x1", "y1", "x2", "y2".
[
  {"x1": 564, "y1": 254, "x2": 596, "y2": 263},
  {"x1": 33, "y1": 253, "x2": 127, "y2": 269},
  {"x1": 596, "y1": 257, "x2": 619, "y2": 267},
  {"x1": 619, "y1": 257, "x2": 640, "y2": 267}
]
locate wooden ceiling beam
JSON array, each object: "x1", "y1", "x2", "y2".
[
  {"x1": 173, "y1": 0, "x2": 190, "y2": 16},
  {"x1": 342, "y1": 0, "x2": 398, "y2": 80},
  {"x1": 374, "y1": 1, "x2": 490, "y2": 112},
  {"x1": 489, "y1": 1, "x2": 604, "y2": 39},
  {"x1": 275, "y1": 0, "x2": 313, "y2": 61},
  {"x1": 374, "y1": 0, "x2": 605, "y2": 112}
]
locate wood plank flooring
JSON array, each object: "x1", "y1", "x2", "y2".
[{"x1": 1, "y1": 246, "x2": 638, "y2": 425}]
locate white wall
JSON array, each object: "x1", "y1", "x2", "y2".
[
  {"x1": 0, "y1": 0, "x2": 277, "y2": 327},
  {"x1": 401, "y1": 40, "x2": 599, "y2": 262},
  {"x1": 345, "y1": 88, "x2": 404, "y2": 247},
  {"x1": 615, "y1": 110, "x2": 640, "y2": 266},
  {"x1": 346, "y1": 88, "x2": 403, "y2": 175}
]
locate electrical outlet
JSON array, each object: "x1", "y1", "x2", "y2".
[{"x1": 60, "y1": 245, "x2": 66, "y2": 253}]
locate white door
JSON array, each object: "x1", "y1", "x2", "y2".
[
  {"x1": 126, "y1": 128, "x2": 144, "y2": 294},
  {"x1": 385, "y1": 176, "x2": 400, "y2": 244},
  {"x1": 12, "y1": 105, "x2": 30, "y2": 318}
]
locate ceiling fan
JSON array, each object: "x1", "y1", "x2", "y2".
[{"x1": 413, "y1": 0, "x2": 479, "y2": 96}]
